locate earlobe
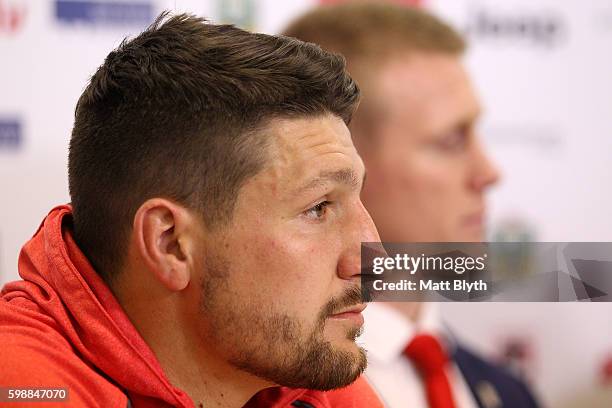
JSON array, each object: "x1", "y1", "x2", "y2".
[{"x1": 133, "y1": 199, "x2": 192, "y2": 291}]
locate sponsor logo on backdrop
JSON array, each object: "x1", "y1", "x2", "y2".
[
  {"x1": 465, "y1": 6, "x2": 567, "y2": 48},
  {"x1": 216, "y1": 0, "x2": 255, "y2": 30},
  {"x1": 0, "y1": 0, "x2": 26, "y2": 34},
  {"x1": 0, "y1": 118, "x2": 22, "y2": 150},
  {"x1": 490, "y1": 217, "x2": 538, "y2": 281},
  {"x1": 54, "y1": 0, "x2": 153, "y2": 27}
]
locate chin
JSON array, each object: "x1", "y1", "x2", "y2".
[
  {"x1": 325, "y1": 328, "x2": 363, "y2": 355},
  {"x1": 332, "y1": 338, "x2": 362, "y2": 355},
  {"x1": 325, "y1": 319, "x2": 362, "y2": 339}
]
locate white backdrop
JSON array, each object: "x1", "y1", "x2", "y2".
[{"x1": 2, "y1": 1, "x2": 612, "y2": 406}]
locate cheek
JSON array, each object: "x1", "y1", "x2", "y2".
[
  {"x1": 367, "y1": 158, "x2": 448, "y2": 203},
  {"x1": 237, "y1": 235, "x2": 336, "y2": 321},
  {"x1": 373, "y1": 159, "x2": 461, "y2": 224},
  {"x1": 401, "y1": 153, "x2": 465, "y2": 199}
]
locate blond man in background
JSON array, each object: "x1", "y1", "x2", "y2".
[{"x1": 285, "y1": 3, "x2": 539, "y2": 408}]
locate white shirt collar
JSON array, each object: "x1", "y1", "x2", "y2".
[{"x1": 359, "y1": 302, "x2": 447, "y2": 365}]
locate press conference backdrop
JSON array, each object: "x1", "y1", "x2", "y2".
[{"x1": 1, "y1": 0, "x2": 612, "y2": 406}]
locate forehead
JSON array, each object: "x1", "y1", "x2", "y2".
[
  {"x1": 374, "y1": 52, "x2": 481, "y2": 133},
  {"x1": 249, "y1": 114, "x2": 363, "y2": 199},
  {"x1": 269, "y1": 114, "x2": 354, "y2": 158}
]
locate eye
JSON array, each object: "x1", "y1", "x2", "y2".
[
  {"x1": 436, "y1": 128, "x2": 468, "y2": 151},
  {"x1": 304, "y1": 200, "x2": 331, "y2": 221}
]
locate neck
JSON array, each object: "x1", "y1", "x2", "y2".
[
  {"x1": 156, "y1": 330, "x2": 268, "y2": 408},
  {"x1": 388, "y1": 301, "x2": 422, "y2": 322},
  {"x1": 114, "y1": 275, "x2": 271, "y2": 407}
]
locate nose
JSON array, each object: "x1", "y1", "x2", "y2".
[
  {"x1": 470, "y1": 140, "x2": 501, "y2": 192},
  {"x1": 337, "y1": 200, "x2": 381, "y2": 280},
  {"x1": 358, "y1": 199, "x2": 380, "y2": 244}
]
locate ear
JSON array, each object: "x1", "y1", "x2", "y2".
[{"x1": 132, "y1": 198, "x2": 200, "y2": 292}]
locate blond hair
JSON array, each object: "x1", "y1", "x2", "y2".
[{"x1": 284, "y1": 2, "x2": 466, "y2": 142}]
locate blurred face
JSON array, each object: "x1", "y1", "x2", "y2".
[
  {"x1": 358, "y1": 52, "x2": 500, "y2": 242},
  {"x1": 195, "y1": 114, "x2": 379, "y2": 390}
]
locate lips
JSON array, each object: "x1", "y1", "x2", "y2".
[
  {"x1": 328, "y1": 303, "x2": 367, "y2": 326},
  {"x1": 332, "y1": 303, "x2": 367, "y2": 316}
]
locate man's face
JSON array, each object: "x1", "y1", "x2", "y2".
[
  {"x1": 358, "y1": 53, "x2": 500, "y2": 242},
  {"x1": 194, "y1": 114, "x2": 379, "y2": 390}
]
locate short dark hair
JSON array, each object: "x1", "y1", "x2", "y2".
[{"x1": 68, "y1": 12, "x2": 359, "y2": 283}]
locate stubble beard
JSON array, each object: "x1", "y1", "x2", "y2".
[{"x1": 200, "y1": 252, "x2": 367, "y2": 391}]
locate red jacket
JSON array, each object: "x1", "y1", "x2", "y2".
[{"x1": 0, "y1": 206, "x2": 383, "y2": 407}]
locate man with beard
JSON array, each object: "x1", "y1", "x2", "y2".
[
  {"x1": 285, "y1": 3, "x2": 539, "y2": 408},
  {"x1": 0, "y1": 12, "x2": 383, "y2": 408}
]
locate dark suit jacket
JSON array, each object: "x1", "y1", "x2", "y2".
[{"x1": 454, "y1": 345, "x2": 540, "y2": 408}]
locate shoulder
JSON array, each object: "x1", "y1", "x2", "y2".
[{"x1": 0, "y1": 300, "x2": 128, "y2": 407}]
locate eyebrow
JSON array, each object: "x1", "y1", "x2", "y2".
[{"x1": 295, "y1": 168, "x2": 364, "y2": 195}]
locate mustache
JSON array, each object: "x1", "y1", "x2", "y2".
[{"x1": 320, "y1": 285, "x2": 370, "y2": 319}]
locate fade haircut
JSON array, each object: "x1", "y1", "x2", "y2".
[
  {"x1": 68, "y1": 12, "x2": 359, "y2": 284},
  {"x1": 283, "y1": 2, "x2": 465, "y2": 142}
]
